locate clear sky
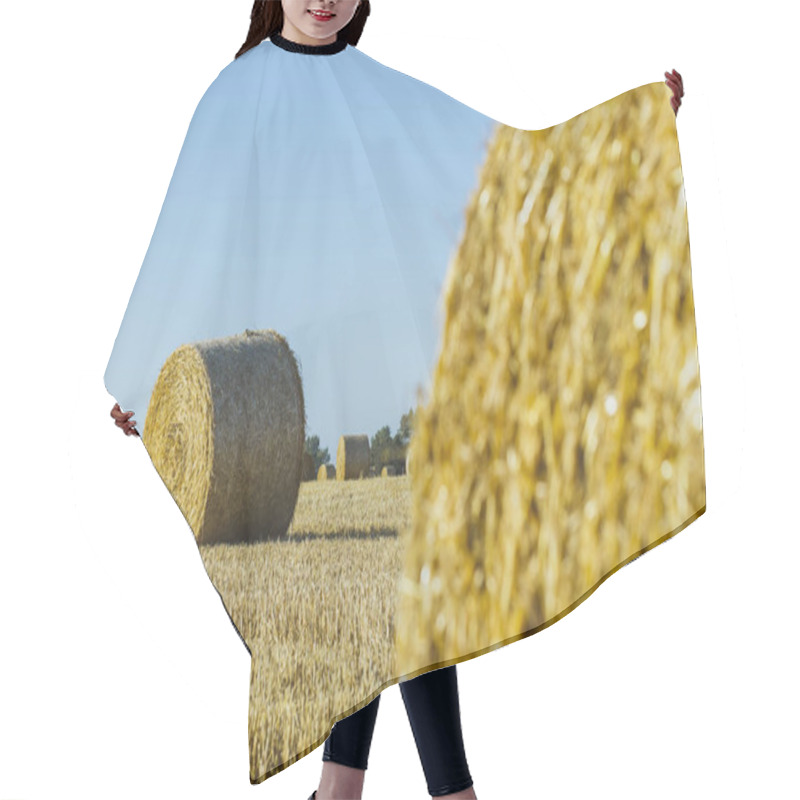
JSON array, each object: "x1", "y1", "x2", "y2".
[{"x1": 104, "y1": 39, "x2": 497, "y2": 455}]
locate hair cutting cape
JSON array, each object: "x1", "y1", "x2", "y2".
[{"x1": 104, "y1": 33, "x2": 706, "y2": 784}]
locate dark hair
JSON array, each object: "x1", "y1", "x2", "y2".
[{"x1": 235, "y1": 1, "x2": 371, "y2": 59}]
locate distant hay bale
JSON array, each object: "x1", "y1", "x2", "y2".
[
  {"x1": 395, "y1": 82, "x2": 706, "y2": 673},
  {"x1": 381, "y1": 465, "x2": 396, "y2": 477},
  {"x1": 317, "y1": 464, "x2": 336, "y2": 481},
  {"x1": 302, "y1": 452, "x2": 315, "y2": 481},
  {"x1": 336, "y1": 435, "x2": 370, "y2": 480},
  {"x1": 142, "y1": 328, "x2": 306, "y2": 545}
]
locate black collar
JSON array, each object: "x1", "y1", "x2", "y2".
[{"x1": 270, "y1": 31, "x2": 348, "y2": 55}]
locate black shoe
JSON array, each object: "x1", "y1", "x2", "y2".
[{"x1": 307, "y1": 792, "x2": 317, "y2": 800}]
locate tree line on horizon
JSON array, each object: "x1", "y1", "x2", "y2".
[{"x1": 304, "y1": 407, "x2": 416, "y2": 476}]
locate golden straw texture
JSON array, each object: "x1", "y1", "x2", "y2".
[
  {"x1": 317, "y1": 464, "x2": 337, "y2": 481},
  {"x1": 142, "y1": 328, "x2": 306, "y2": 544},
  {"x1": 336, "y1": 434, "x2": 371, "y2": 481},
  {"x1": 397, "y1": 82, "x2": 705, "y2": 673}
]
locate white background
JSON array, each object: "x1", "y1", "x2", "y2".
[{"x1": 1, "y1": 1, "x2": 796, "y2": 798}]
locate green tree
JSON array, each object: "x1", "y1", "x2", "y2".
[
  {"x1": 370, "y1": 426, "x2": 395, "y2": 471},
  {"x1": 368, "y1": 409, "x2": 417, "y2": 475},
  {"x1": 395, "y1": 407, "x2": 415, "y2": 448},
  {"x1": 305, "y1": 434, "x2": 330, "y2": 473}
]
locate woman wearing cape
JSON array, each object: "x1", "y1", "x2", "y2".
[{"x1": 106, "y1": 0, "x2": 698, "y2": 794}]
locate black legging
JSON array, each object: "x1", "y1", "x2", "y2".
[{"x1": 322, "y1": 664, "x2": 473, "y2": 797}]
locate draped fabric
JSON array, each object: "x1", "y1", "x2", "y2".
[{"x1": 104, "y1": 33, "x2": 705, "y2": 783}]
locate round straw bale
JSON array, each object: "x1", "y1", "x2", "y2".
[
  {"x1": 302, "y1": 452, "x2": 315, "y2": 481},
  {"x1": 381, "y1": 465, "x2": 397, "y2": 477},
  {"x1": 142, "y1": 328, "x2": 306, "y2": 544},
  {"x1": 336, "y1": 435, "x2": 370, "y2": 480},
  {"x1": 317, "y1": 464, "x2": 336, "y2": 481},
  {"x1": 396, "y1": 82, "x2": 706, "y2": 670}
]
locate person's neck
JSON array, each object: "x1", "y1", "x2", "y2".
[{"x1": 280, "y1": 20, "x2": 337, "y2": 47}]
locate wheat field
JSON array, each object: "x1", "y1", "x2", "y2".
[{"x1": 198, "y1": 473, "x2": 413, "y2": 782}]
